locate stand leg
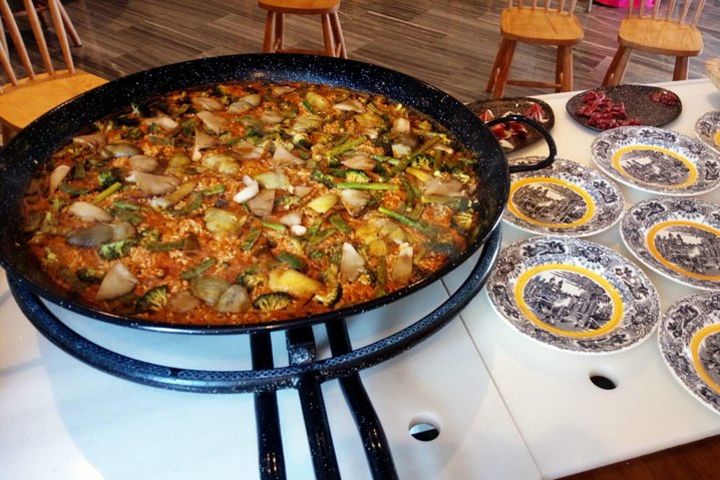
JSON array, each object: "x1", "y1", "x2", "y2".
[
  {"x1": 327, "y1": 320, "x2": 399, "y2": 480},
  {"x1": 287, "y1": 327, "x2": 341, "y2": 480},
  {"x1": 251, "y1": 333, "x2": 287, "y2": 480},
  {"x1": 673, "y1": 56, "x2": 688, "y2": 81}
]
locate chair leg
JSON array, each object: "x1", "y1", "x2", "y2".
[
  {"x1": 492, "y1": 40, "x2": 516, "y2": 99},
  {"x1": 487, "y1": 39, "x2": 509, "y2": 94},
  {"x1": 1, "y1": 122, "x2": 18, "y2": 146},
  {"x1": 57, "y1": 1, "x2": 81, "y2": 47},
  {"x1": 673, "y1": 56, "x2": 688, "y2": 81},
  {"x1": 330, "y1": 12, "x2": 347, "y2": 59},
  {"x1": 262, "y1": 11, "x2": 276, "y2": 53},
  {"x1": 555, "y1": 46, "x2": 564, "y2": 92},
  {"x1": 321, "y1": 14, "x2": 336, "y2": 56},
  {"x1": 602, "y1": 45, "x2": 631, "y2": 87},
  {"x1": 560, "y1": 46, "x2": 573, "y2": 92},
  {"x1": 274, "y1": 12, "x2": 284, "y2": 51}
]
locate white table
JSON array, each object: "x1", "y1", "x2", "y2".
[{"x1": 0, "y1": 79, "x2": 718, "y2": 480}]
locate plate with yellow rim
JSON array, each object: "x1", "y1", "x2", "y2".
[
  {"x1": 621, "y1": 198, "x2": 720, "y2": 291},
  {"x1": 504, "y1": 157, "x2": 624, "y2": 237},
  {"x1": 591, "y1": 126, "x2": 720, "y2": 196},
  {"x1": 695, "y1": 111, "x2": 720, "y2": 152},
  {"x1": 486, "y1": 237, "x2": 660, "y2": 354},
  {"x1": 659, "y1": 292, "x2": 720, "y2": 414}
]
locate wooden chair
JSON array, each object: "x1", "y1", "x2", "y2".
[
  {"x1": 0, "y1": 0, "x2": 105, "y2": 144},
  {"x1": 4, "y1": 0, "x2": 82, "y2": 49},
  {"x1": 486, "y1": 0, "x2": 584, "y2": 99},
  {"x1": 258, "y1": 0, "x2": 347, "y2": 58},
  {"x1": 602, "y1": 0, "x2": 705, "y2": 86}
]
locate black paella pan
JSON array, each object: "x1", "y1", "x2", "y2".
[{"x1": 0, "y1": 54, "x2": 556, "y2": 334}]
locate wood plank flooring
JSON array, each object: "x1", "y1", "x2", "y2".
[{"x1": 7, "y1": 0, "x2": 720, "y2": 103}]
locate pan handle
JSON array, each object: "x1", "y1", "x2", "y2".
[{"x1": 486, "y1": 114, "x2": 557, "y2": 174}]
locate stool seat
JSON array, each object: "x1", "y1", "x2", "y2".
[
  {"x1": 259, "y1": 0, "x2": 347, "y2": 58},
  {"x1": 501, "y1": 8, "x2": 584, "y2": 45},
  {"x1": 258, "y1": 0, "x2": 340, "y2": 14}
]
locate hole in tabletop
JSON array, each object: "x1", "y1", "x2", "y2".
[
  {"x1": 409, "y1": 421, "x2": 441, "y2": 442},
  {"x1": 589, "y1": 373, "x2": 617, "y2": 390}
]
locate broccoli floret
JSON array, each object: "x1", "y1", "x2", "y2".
[
  {"x1": 98, "y1": 239, "x2": 134, "y2": 260},
  {"x1": 410, "y1": 155, "x2": 434, "y2": 170},
  {"x1": 237, "y1": 267, "x2": 265, "y2": 291},
  {"x1": 253, "y1": 292, "x2": 292, "y2": 312},
  {"x1": 76, "y1": 268, "x2": 104, "y2": 284},
  {"x1": 314, "y1": 283, "x2": 342, "y2": 307},
  {"x1": 98, "y1": 168, "x2": 122, "y2": 189},
  {"x1": 453, "y1": 211, "x2": 474, "y2": 231},
  {"x1": 345, "y1": 170, "x2": 370, "y2": 184},
  {"x1": 311, "y1": 170, "x2": 336, "y2": 188},
  {"x1": 136, "y1": 285, "x2": 168, "y2": 312}
]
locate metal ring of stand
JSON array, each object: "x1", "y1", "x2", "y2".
[{"x1": 8, "y1": 227, "x2": 502, "y2": 480}]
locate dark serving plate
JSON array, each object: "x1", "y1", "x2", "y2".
[
  {"x1": 467, "y1": 97, "x2": 555, "y2": 153},
  {"x1": 566, "y1": 84, "x2": 682, "y2": 132}
]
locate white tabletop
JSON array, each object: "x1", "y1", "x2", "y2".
[
  {"x1": 1, "y1": 79, "x2": 718, "y2": 480},
  {"x1": 443, "y1": 78, "x2": 720, "y2": 479}
]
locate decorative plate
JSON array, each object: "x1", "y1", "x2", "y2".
[
  {"x1": 659, "y1": 292, "x2": 720, "y2": 414},
  {"x1": 591, "y1": 126, "x2": 720, "y2": 196},
  {"x1": 566, "y1": 85, "x2": 682, "y2": 131},
  {"x1": 486, "y1": 237, "x2": 660, "y2": 354},
  {"x1": 621, "y1": 198, "x2": 720, "y2": 291},
  {"x1": 466, "y1": 97, "x2": 554, "y2": 152},
  {"x1": 504, "y1": 157, "x2": 624, "y2": 237},
  {"x1": 695, "y1": 111, "x2": 720, "y2": 152}
]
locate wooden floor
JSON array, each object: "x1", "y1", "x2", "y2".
[
  {"x1": 6, "y1": 1, "x2": 720, "y2": 478},
  {"x1": 10, "y1": 0, "x2": 720, "y2": 103}
]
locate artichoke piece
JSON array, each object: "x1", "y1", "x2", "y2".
[
  {"x1": 164, "y1": 180, "x2": 197, "y2": 206},
  {"x1": 253, "y1": 292, "x2": 292, "y2": 312},
  {"x1": 307, "y1": 193, "x2": 338, "y2": 214},
  {"x1": 204, "y1": 208, "x2": 245, "y2": 236},
  {"x1": 168, "y1": 291, "x2": 200, "y2": 313},
  {"x1": 191, "y1": 276, "x2": 231, "y2": 306},
  {"x1": 136, "y1": 285, "x2": 169, "y2": 312},
  {"x1": 304, "y1": 91, "x2": 330, "y2": 112},
  {"x1": 215, "y1": 285, "x2": 251, "y2": 313},
  {"x1": 269, "y1": 269, "x2": 322, "y2": 298},
  {"x1": 313, "y1": 283, "x2": 342, "y2": 307},
  {"x1": 255, "y1": 171, "x2": 291, "y2": 190}
]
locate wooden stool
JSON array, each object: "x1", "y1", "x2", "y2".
[
  {"x1": 258, "y1": 0, "x2": 347, "y2": 58},
  {"x1": 602, "y1": 0, "x2": 705, "y2": 86},
  {"x1": 486, "y1": 0, "x2": 584, "y2": 98}
]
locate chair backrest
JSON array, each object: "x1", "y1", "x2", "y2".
[
  {"x1": 0, "y1": 0, "x2": 75, "y2": 88},
  {"x1": 507, "y1": 0, "x2": 579, "y2": 14},
  {"x1": 627, "y1": 0, "x2": 705, "y2": 26}
]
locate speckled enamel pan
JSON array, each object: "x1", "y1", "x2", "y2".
[
  {"x1": 591, "y1": 126, "x2": 720, "y2": 196},
  {"x1": 503, "y1": 157, "x2": 624, "y2": 237},
  {"x1": 486, "y1": 237, "x2": 660, "y2": 354}
]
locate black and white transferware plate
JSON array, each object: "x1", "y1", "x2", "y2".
[
  {"x1": 487, "y1": 237, "x2": 660, "y2": 354},
  {"x1": 591, "y1": 126, "x2": 720, "y2": 195},
  {"x1": 622, "y1": 198, "x2": 720, "y2": 291},
  {"x1": 695, "y1": 111, "x2": 720, "y2": 152},
  {"x1": 659, "y1": 292, "x2": 720, "y2": 414},
  {"x1": 566, "y1": 85, "x2": 681, "y2": 131},
  {"x1": 504, "y1": 157, "x2": 624, "y2": 236}
]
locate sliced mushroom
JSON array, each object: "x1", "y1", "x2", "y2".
[
  {"x1": 142, "y1": 116, "x2": 178, "y2": 130},
  {"x1": 102, "y1": 143, "x2": 142, "y2": 158},
  {"x1": 66, "y1": 224, "x2": 114, "y2": 247},
  {"x1": 333, "y1": 99, "x2": 364, "y2": 113},
  {"x1": 109, "y1": 222, "x2": 136, "y2": 241},
  {"x1": 340, "y1": 242, "x2": 365, "y2": 282},
  {"x1": 272, "y1": 145, "x2": 303, "y2": 166},
  {"x1": 271, "y1": 85, "x2": 295, "y2": 96},
  {"x1": 96, "y1": 262, "x2": 138, "y2": 301},
  {"x1": 392, "y1": 117, "x2": 411, "y2": 134},
  {"x1": 73, "y1": 132, "x2": 107, "y2": 151},
  {"x1": 133, "y1": 171, "x2": 180, "y2": 196},
  {"x1": 339, "y1": 189, "x2": 371, "y2": 217},
  {"x1": 196, "y1": 111, "x2": 226, "y2": 134},
  {"x1": 192, "y1": 96, "x2": 224, "y2": 111},
  {"x1": 247, "y1": 189, "x2": 275, "y2": 217},
  {"x1": 128, "y1": 155, "x2": 159, "y2": 173},
  {"x1": 192, "y1": 128, "x2": 217, "y2": 161},
  {"x1": 390, "y1": 243, "x2": 413, "y2": 284},
  {"x1": 341, "y1": 154, "x2": 375, "y2": 171},
  {"x1": 260, "y1": 111, "x2": 284, "y2": 124},
  {"x1": 424, "y1": 178, "x2": 465, "y2": 197},
  {"x1": 228, "y1": 94, "x2": 262, "y2": 114},
  {"x1": 168, "y1": 291, "x2": 201, "y2": 313},
  {"x1": 68, "y1": 201, "x2": 113, "y2": 223},
  {"x1": 49, "y1": 165, "x2": 71, "y2": 194},
  {"x1": 215, "y1": 285, "x2": 251, "y2": 313}
]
